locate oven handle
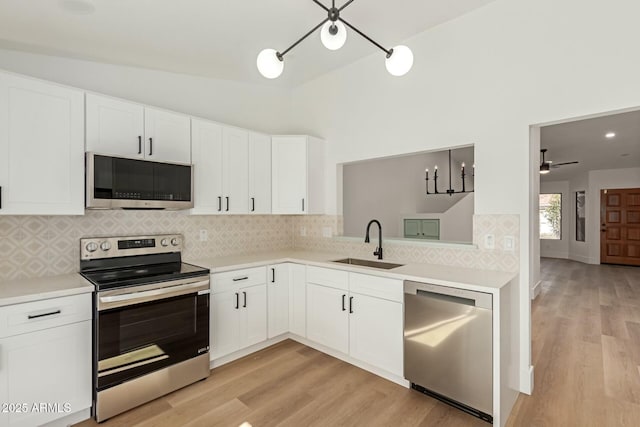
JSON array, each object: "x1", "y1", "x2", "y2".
[{"x1": 98, "y1": 280, "x2": 210, "y2": 311}]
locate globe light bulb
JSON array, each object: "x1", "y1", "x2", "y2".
[
  {"x1": 321, "y1": 21, "x2": 347, "y2": 50},
  {"x1": 385, "y1": 45, "x2": 413, "y2": 76},
  {"x1": 257, "y1": 48, "x2": 284, "y2": 79}
]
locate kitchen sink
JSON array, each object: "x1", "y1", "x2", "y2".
[{"x1": 332, "y1": 258, "x2": 404, "y2": 270}]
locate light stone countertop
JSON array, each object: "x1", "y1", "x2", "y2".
[
  {"x1": 187, "y1": 249, "x2": 517, "y2": 293},
  {"x1": 0, "y1": 273, "x2": 94, "y2": 307}
]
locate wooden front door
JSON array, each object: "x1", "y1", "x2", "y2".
[{"x1": 600, "y1": 188, "x2": 640, "y2": 266}]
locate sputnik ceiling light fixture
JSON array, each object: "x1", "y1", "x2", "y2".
[
  {"x1": 425, "y1": 150, "x2": 474, "y2": 196},
  {"x1": 256, "y1": 0, "x2": 414, "y2": 79}
]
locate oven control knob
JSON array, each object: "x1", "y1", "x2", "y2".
[
  {"x1": 85, "y1": 242, "x2": 98, "y2": 253},
  {"x1": 171, "y1": 238, "x2": 180, "y2": 246},
  {"x1": 161, "y1": 238, "x2": 169, "y2": 247},
  {"x1": 100, "y1": 241, "x2": 111, "y2": 251}
]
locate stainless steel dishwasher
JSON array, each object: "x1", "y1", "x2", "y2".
[{"x1": 404, "y1": 280, "x2": 493, "y2": 423}]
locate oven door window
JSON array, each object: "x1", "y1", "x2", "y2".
[{"x1": 97, "y1": 292, "x2": 208, "y2": 390}]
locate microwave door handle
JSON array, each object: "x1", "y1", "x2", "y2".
[{"x1": 98, "y1": 280, "x2": 209, "y2": 310}]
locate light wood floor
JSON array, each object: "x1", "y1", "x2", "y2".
[
  {"x1": 75, "y1": 259, "x2": 640, "y2": 427},
  {"x1": 506, "y1": 258, "x2": 640, "y2": 427}
]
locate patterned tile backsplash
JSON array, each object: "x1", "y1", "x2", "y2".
[
  {"x1": 293, "y1": 214, "x2": 520, "y2": 273},
  {"x1": 0, "y1": 211, "x2": 294, "y2": 280},
  {"x1": 0, "y1": 211, "x2": 519, "y2": 281}
]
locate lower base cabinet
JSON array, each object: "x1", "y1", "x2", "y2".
[
  {"x1": 348, "y1": 292, "x2": 403, "y2": 377},
  {"x1": 306, "y1": 283, "x2": 349, "y2": 354},
  {"x1": 211, "y1": 283, "x2": 267, "y2": 360},
  {"x1": 0, "y1": 321, "x2": 91, "y2": 427},
  {"x1": 288, "y1": 264, "x2": 306, "y2": 337}
]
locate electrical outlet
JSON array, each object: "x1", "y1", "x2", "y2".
[
  {"x1": 504, "y1": 235, "x2": 515, "y2": 251},
  {"x1": 322, "y1": 227, "x2": 332, "y2": 238},
  {"x1": 484, "y1": 234, "x2": 495, "y2": 250},
  {"x1": 199, "y1": 229, "x2": 208, "y2": 241},
  {"x1": 300, "y1": 226, "x2": 306, "y2": 237}
]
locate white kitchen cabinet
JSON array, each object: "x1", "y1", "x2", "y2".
[
  {"x1": 267, "y1": 264, "x2": 289, "y2": 338},
  {"x1": 222, "y1": 126, "x2": 249, "y2": 214},
  {"x1": 240, "y1": 284, "x2": 267, "y2": 348},
  {"x1": 271, "y1": 135, "x2": 325, "y2": 214},
  {"x1": 144, "y1": 107, "x2": 191, "y2": 164},
  {"x1": 289, "y1": 264, "x2": 307, "y2": 337},
  {"x1": 86, "y1": 93, "x2": 191, "y2": 164},
  {"x1": 0, "y1": 294, "x2": 91, "y2": 427},
  {"x1": 306, "y1": 283, "x2": 349, "y2": 354},
  {"x1": 86, "y1": 93, "x2": 145, "y2": 159},
  {"x1": 348, "y1": 292, "x2": 403, "y2": 377},
  {"x1": 248, "y1": 132, "x2": 272, "y2": 214},
  {"x1": 191, "y1": 119, "x2": 252, "y2": 215},
  {"x1": 210, "y1": 268, "x2": 268, "y2": 359},
  {"x1": 0, "y1": 71, "x2": 85, "y2": 215},
  {"x1": 191, "y1": 119, "x2": 224, "y2": 214}
]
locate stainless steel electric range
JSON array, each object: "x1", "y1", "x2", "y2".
[{"x1": 79, "y1": 234, "x2": 210, "y2": 422}]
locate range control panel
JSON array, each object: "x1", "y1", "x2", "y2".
[{"x1": 80, "y1": 234, "x2": 183, "y2": 260}]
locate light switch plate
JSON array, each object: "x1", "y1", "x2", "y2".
[
  {"x1": 199, "y1": 229, "x2": 208, "y2": 241},
  {"x1": 300, "y1": 227, "x2": 306, "y2": 237},
  {"x1": 484, "y1": 234, "x2": 495, "y2": 249},
  {"x1": 322, "y1": 227, "x2": 332, "y2": 238},
  {"x1": 504, "y1": 235, "x2": 515, "y2": 251}
]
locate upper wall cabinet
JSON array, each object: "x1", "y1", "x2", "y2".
[
  {"x1": 191, "y1": 119, "x2": 268, "y2": 215},
  {"x1": 272, "y1": 136, "x2": 325, "y2": 215},
  {"x1": 0, "y1": 71, "x2": 85, "y2": 215},
  {"x1": 248, "y1": 132, "x2": 272, "y2": 214},
  {"x1": 86, "y1": 94, "x2": 191, "y2": 164}
]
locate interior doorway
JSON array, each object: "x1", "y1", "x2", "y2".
[{"x1": 600, "y1": 188, "x2": 640, "y2": 266}]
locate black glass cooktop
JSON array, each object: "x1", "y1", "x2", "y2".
[{"x1": 81, "y1": 261, "x2": 209, "y2": 291}]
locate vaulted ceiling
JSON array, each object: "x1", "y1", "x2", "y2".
[{"x1": 0, "y1": 0, "x2": 495, "y2": 86}]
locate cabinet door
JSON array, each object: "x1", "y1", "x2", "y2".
[
  {"x1": 240, "y1": 283, "x2": 267, "y2": 348},
  {"x1": 222, "y1": 127, "x2": 249, "y2": 214},
  {"x1": 0, "y1": 321, "x2": 91, "y2": 427},
  {"x1": 267, "y1": 264, "x2": 289, "y2": 338},
  {"x1": 191, "y1": 119, "x2": 223, "y2": 214},
  {"x1": 86, "y1": 93, "x2": 145, "y2": 158},
  {"x1": 211, "y1": 289, "x2": 241, "y2": 359},
  {"x1": 306, "y1": 283, "x2": 349, "y2": 354},
  {"x1": 0, "y1": 72, "x2": 84, "y2": 215},
  {"x1": 144, "y1": 107, "x2": 191, "y2": 164},
  {"x1": 421, "y1": 219, "x2": 440, "y2": 240},
  {"x1": 289, "y1": 264, "x2": 306, "y2": 337},
  {"x1": 349, "y1": 292, "x2": 403, "y2": 376},
  {"x1": 404, "y1": 219, "x2": 422, "y2": 238},
  {"x1": 248, "y1": 132, "x2": 272, "y2": 214},
  {"x1": 272, "y1": 136, "x2": 307, "y2": 214}
]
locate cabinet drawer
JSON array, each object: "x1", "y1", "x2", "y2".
[
  {"x1": 211, "y1": 267, "x2": 266, "y2": 294},
  {"x1": 306, "y1": 266, "x2": 348, "y2": 291},
  {"x1": 0, "y1": 293, "x2": 92, "y2": 339},
  {"x1": 349, "y1": 273, "x2": 403, "y2": 303}
]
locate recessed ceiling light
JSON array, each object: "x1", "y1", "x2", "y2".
[
  {"x1": 59, "y1": 0, "x2": 95, "y2": 15},
  {"x1": 605, "y1": 132, "x2": 616, "y2": 139}
]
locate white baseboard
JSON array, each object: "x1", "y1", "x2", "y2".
[
  {"x1": 540, "y1": 251, "x2": 569, "y2": 259},
  {"x1": 519, "y1": 365, "x2": 534, "y2": 395},
  {"x1": 530, "y1": 280, "x2": 542, "y2": 300},
  {"x1": 568, "y1": 254, "x2": 591, "y2": 264}
]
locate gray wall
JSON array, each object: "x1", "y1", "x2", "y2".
[{"x1": 343, "y1": 147, "x2": 474, "y2": 239}]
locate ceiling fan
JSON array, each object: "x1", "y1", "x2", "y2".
[{"x1": 540, "y1": 149, "x2": 579, "y2": 174}]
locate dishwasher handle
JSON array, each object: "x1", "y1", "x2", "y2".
[{"x1": 404, "y1": 280, "x2": 492, "y2": 310}]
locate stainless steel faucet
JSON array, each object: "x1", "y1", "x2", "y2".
[{"x1": 364, "y1": 219, "x2": 383, "y2": 260}]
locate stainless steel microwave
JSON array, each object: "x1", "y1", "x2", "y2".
[{"x1": 86, "y1": 153, "x2": 194, "y2": 210}]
